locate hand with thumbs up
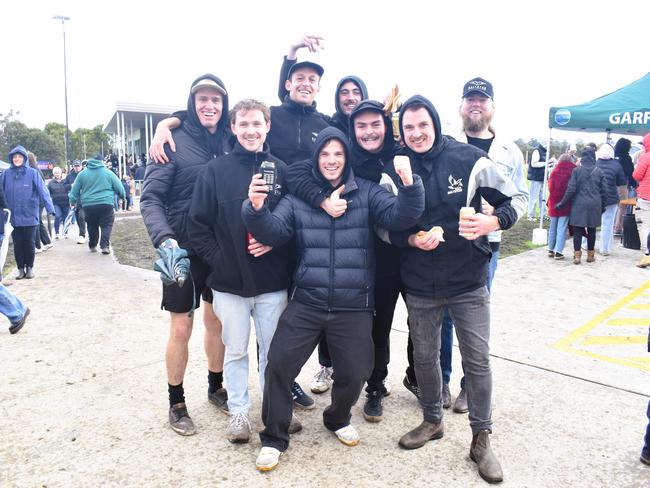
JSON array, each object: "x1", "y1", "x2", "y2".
[
  {"x1": 320, "y1": 184, "x2": 347, "y2": 218},
  {"x1": 393, "y1": 155, "x2": 413, "y2": 186},
  {"x1": 249, "y1": 174, "x2": 269, "y2": 211}
]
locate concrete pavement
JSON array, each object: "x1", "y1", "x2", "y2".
[{"x1": 1, "y1": 227, "x2": 649, "y2": 487}]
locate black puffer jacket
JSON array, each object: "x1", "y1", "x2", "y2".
[
  {"x1": 596, "y1": 157, "x2": 626, "y2": 206},
  {"x1": 242, "y1": 127, "x2": 424, "y2": 312},
  {"x1": 141, "y1": 74, "x2": 230, "y2": 250},
  {"x1": 47, "y1": 178, "x2": 70, "y2": 207},
  {"x1": 188, "y1": 143, "x2": 289, "y2": 297}
]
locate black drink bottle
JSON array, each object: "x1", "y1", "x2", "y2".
[{"x1": 260, "y1": 161, "x2": 276, "y2": 193}]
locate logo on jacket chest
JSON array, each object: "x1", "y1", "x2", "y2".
[{"x1": 447, "y1": 174, "x2": 463, "y2": 194}]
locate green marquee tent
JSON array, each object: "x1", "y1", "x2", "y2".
[{"x1": 548, "y1": 72, "x2": 650, "y2": 135}]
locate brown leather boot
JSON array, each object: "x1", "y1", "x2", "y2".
[
  {"x1": 573, "y1": 250, "x2": 582, "y2": 265},
  {"x1": 586, "y1": 250, "x2": 595, "y2": 263},
  {"x1": 398, "y1": 420, "x2": 444, "y2": 449},
  {"x1": 470, "y1": 430, "x2": 504, "y2": 483}
]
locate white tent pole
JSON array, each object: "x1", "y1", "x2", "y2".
[{"x1": 538, "y1": 128, "x2": 552, "y2": 229}]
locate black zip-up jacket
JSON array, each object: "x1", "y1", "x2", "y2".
[
  {"x1": 188, "y1": 143, "x2": 289, "y2": 297},
  {"x1": 242, "y1": 127, "x2": 424, "y2": 312},
  {"x1": 47, "y1": 179, "x2": 70, "y2": 207},
  {"x1": 141, "y1": 74, "x2": 230, "y2": 251},
  {"x1": 267, "y1": 96, "x2": 329, "y2": 165},
  {"x1": 391, "y1": 95, "x2": 526, "y2": 299}
]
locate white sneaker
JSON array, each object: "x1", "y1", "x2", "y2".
[
  {"x1": 334, "y1": 424, "x2": 359, "y2": 446},
  {"x1": 311, "y1": 365, "x2": 333, "y2": 394},
  {"x1": 226, "y1": 411, "x2": 251, "y2": 443},
  {"x1": 43, "y1": 243, "x2": 54, "y2": 251},
  {"x1": 55, "y1": 233, "x2": 60, "y2": 240},
  {"x1": 77, "y1": 236, "x2": 86, "y2": 244},
  {"x1": 34, "y1": 247, "x2": 42, "y2": 254},
  {"x1": 256, "y1": 446, "x2": 282, "y2": 471}
]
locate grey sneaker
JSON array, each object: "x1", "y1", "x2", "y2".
[
  {"x1": 310, "y1": 366, "x2": 333, "y2": 393},
  {"x1": 288, "y1": 413, "x2": 302, "y2": 434},
  {"x1": 208, "y1": 387, "x2": 229, "y2": 414},
  {"x1": 168, "y1": 402, "x2": 196, "y2": 436},
  {"x1": 442, "y1": 383, "x2": 451, "y2": 409},
  {"x1": 226, "y1": 412, "x2": 251, "y2": 443}
]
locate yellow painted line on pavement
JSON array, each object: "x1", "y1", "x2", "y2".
[
  {"x1": 606, "y1": 318, "x2": 650, "y2": 326},
  {"x1": 627, "y1": 304, "x2": 650, "y2": 311},
  {"x1": 554, "y1": 281, "x2": 650, "y2": 371},
  {"x1": 580, "y1": 335, "x2": 646, "y2": 346}
]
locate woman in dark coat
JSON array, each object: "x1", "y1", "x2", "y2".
[
  {"x1": 555, "y1": 147, "x2": 607, "y2": 264},
  {"x1": 613, "y1": 138, "x2": 636, "y2": 235}
]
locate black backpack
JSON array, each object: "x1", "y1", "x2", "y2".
[{"x1": 623, "y1": 212, "x2": 641, "y2": 250}]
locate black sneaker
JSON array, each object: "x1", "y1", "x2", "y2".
[
  {"x1": 208, "y1": 387, "x2": 229, "y2": 414},
  {"x1": 402, "y1": 375, "x2": 420, "y2": 399},
  {"x1": 291, "y1": 381, "x2": 315, "y2": 410},
  {"x1": 363, "y1": 391, "x2": 384, "y2": 422},
  {"x1": 169, "y1": 402, "x2": 196, "y2": 436},
  {"x1": 553, "y1": 252, "x2": 565, "y2": 260},
  {"x1": 9, "y1": 308, "x2": 30, "y2": 335}
]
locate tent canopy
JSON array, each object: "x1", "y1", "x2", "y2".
[{"x1": 549, "y1": 72, "x2": 650, "y2": 135}]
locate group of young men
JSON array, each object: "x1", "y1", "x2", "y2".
[{"x1": 141, "y1": 35, "x2": 527, "y2": 483}]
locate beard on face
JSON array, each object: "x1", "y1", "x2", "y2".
[{"x1": 462, "y1": 112, "x2": 492, "y2": 134}]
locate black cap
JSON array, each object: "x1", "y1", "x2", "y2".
[
  {"x1": 462, "y1": 77, "x2": 494, "y2": 99},
  {"x1": 287, "y1": 61, "x2": 324, "y2": 80}
]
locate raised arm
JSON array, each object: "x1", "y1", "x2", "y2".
[
  {"x1": 149, "y1": 110, "x2": 187, "y2": 163},
  {"x1": 278, "y1": 35, "x2": 324, "y2": 101}
]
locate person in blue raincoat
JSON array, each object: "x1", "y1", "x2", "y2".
[{"x1": 2, "y1": 146, "x2": 55, "y2": 280}]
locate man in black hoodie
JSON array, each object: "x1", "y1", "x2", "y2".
[
  {"x1": 187, "y1": 99, "x2": 291, "y2": 445},
  {"x1": 140, "y1": 75, "x2": 231, "y2": 436},
  {"x1": 392, "y1": 95, "x2": 526, "y2": 484},
  {"x1": 242, "y1": 127, "x2": 424, "y2": 472}
]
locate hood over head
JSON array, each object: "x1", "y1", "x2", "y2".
[
  {"x1": 8, "y1": 145, "x2": 28, "y2": 166},
  {"x1": 349, "y1": 99, "x2": 395, "y2": 156},
  {"x1": 398, "y1": 95, "x2": 443, "y2": 158},
  {"x1": 596, "y1": 143, "x2": 614, "y2": 160},
  {"x1": 85, "y1": 158, "x2": 105, "y2": 169},
  {"x1": 311, "y1": 126, "x2": 352, "y2": 187},
  {"x1": 334, "y1": 76, "x2": 368, "y2": 115},
  {"x1": 185, "y1": 73, "x2": 230, "y2": 155},
  {"x1": 580, "y1": 146, "x2": 596, "y2": 166}
]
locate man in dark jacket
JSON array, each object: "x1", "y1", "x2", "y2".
[
  {"x1": 242, "y1": 127, "x2": 424, "y2": 472},
  {"x1": 188, "y1": 99, "x2": 290, "y2": 445},
  {"x1": 48, "y1": 167, "x2": 71, "y2": 238},
  {"x1": 140, "y1": 74, "x2": 230, "y2": 436},
  {"x1": 286, "y1": 100, "x2": 404, "y2": 420},
  {"x1": 595, "y1": 143, "x2": 626, "y2": 255},
  {"x1": 527, "y1": 141, "x2": 547, "y2": 220},
  {"x1": 392, "y1": 95, "x2": 526, "y2": 484},
  {"x1": 63, "y1": 160, "x2": 87, "y2": 243}
]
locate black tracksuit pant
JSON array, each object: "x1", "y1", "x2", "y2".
[
  {"x1": 83, "y1": 204, "x2": 115, "y2": 249},
  {"x1": 12, "y1": 226, "x2": 38, "y2": 269},
  {"x1": 260, "y1": 300, "x2": 373, "y2": 452},
  {"x1": 75, "y1": 205, "x2": 86, "y2": 237}
]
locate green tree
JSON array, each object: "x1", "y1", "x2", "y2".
[{"x1": 71, "y1": 125, "x2": 110, "y2": 160}]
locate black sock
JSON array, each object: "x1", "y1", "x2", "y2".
[
  {"x1": 168, "y1": 383, "x2": 185, "y2": 407},
  {"x1": 208, "y1": 370, "x2": 223, "y2": 393}
]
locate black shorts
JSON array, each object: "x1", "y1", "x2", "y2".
[{"x1": 161, "y1": 255, "x2": 213, "y2": 313}]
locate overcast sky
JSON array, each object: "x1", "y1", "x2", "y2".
[{"x1": 3, "y1": 0, "x2": 649, "y2": 144}]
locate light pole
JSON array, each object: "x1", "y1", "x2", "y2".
[{"x1": 52, "y1": 15, "x2": 71, "y2": 165}]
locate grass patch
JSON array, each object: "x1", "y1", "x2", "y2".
[{"x1": 112, "y1": 214, "x2": 548, "y2": 271}]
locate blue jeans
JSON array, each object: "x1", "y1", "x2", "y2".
[
  {"x1": 0, "y1": 283, "x2": 26, "y2": 323},
  {"x1": 548, "y1": 216, "x2": 570, "y2": 254},
  {"x1": 528, "y1": 180, "x2": 544, "y2": 218},
  {"x1": 53, "y1": 205, "x2": 70, "y2": 235},
  {"x1": 212, "y1": 289, "x2": 287, "y2": 415},
  {"x1": 407, "y1": 288, "x2": 493, "y2": 434},
  {"x1": 600, "y1": 204, "x2": 618, "y2": 254}
]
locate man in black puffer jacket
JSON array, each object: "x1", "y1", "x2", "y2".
[
  {"x1": 286, "y1": 100, "x2": 404, "y2": 420},
  {"x1": 140, "y1": 74, "x2": 231, "y2": 437},
  {"x1": 242, "y1": 127, "x2": 424, "y2": 472}
]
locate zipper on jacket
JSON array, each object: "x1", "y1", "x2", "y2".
[
  {"x1": 297, "y1": 115, "x2": 302, "y2": 148},
  {"x1": 327, "y1": 216, "x2": 335, "y2": 312}
]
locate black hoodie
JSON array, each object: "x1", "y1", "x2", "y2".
[
  {"x1": 329, "y1": 76, "x2": 369, "y2": 133},
  {"x1": 141, "y1": 74, "x2": 231, "y2": 250},
  {"x1": 188, "y1": 142, "x2": 289, "y2": 297},
  {"x1": 392, "y1": 95, "x2": 524, "y2": 299},
  {"x1": 242, "y1": 127, "x2": 424, "y2": 312}
]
